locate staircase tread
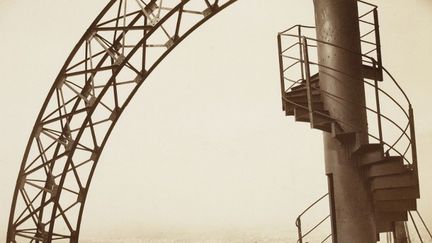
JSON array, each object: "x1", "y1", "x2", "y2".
[
  {"x1": 283, "y1": 100, "x2": 324, "y2": 110},
  {"x1": 373, "y1": 186, "x2": 420, "y2": 201},
  {"x1": 376, "y1": 218, "x2": 395, "y2": 233},
  {"x1": 362, "y1": 64, "x2": 384, "y2": 81},
  {"x1": 365, "y1": 159, "x2": 407, "y2": 178},
  {"x1": 285, "y1": 95, "x2": 322, "y2": 103},
  {"x1": 291, "y1": 74, "x2": 320, "y2": 91},
  {"x1": 287, "y1": 88, "x2": 320, "y2": 93},
  {"x1": 374, "y1": 199, "x2": 417, "y2": 212},
  {"x1": 294, "y1": 109, "x2": 334, "y2": 124},
  {"x1": 353, "y1": 143, "x2": 383, "y2": 155},
  {"x1": 358, "y1": 155, "x2": 402, "y2": 167},
  {"x1": 375, "y1": 211, "x2": 408, "y2": 223},
  {"x1": 370, "y1": 172, "x2": 418, "y2": 191},
  {"x1": 313, "y1": 124, "x2": 332, "y2": 133},
  {"x1": 286, "y1": 90, "x2": 321, "y2": 98}
]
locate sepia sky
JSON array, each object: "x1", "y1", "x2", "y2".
[{"x1": 0, "y1": 0, "x2": 431, "y2": 241}]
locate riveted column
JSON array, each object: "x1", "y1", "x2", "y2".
[{"x1": 313, "y1": 0, "x2": 376, "y2": 242}]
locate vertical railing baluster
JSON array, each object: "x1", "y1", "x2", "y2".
[
  {"x1": 302, "y1": 37, "x2": 314, "y2": 127},
  {"x1": 374, "y1": 63, "x2": 383, "y2": 145},
  {"x1": 373, "y1": 8, "x2": 383, "y2": 80},
  {"x1": 299, "y1": 26, "x2": 305, "y2": 82},
  {"x1": 297, "y1": 218, "x2": 303, "y2": 243},
  {"x1": 277, "y1": 34, "x2": 286, "y2": 111},
  {"x1": 409, "y1": 211, "x2": 425, "y2": 243},
  {"x1": 415, "y1": 211, "x2": 432, "y2": 239},
  {"x1": 409, "y1": 105, "x2": 420, "y2": 192}
]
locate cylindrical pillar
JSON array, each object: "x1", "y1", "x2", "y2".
[
  {"x1": 324, "y1": 135, "x2": 376, "y2": 242},
  {"x1": 313, "y1": 0, "x2": 377, "y2": 242},
  {"x1": 314, "y1": 0, "x2": 368, "y2": 136}
]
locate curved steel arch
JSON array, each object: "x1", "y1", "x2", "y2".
[{"x1": 7, "y1": 0, "x2": 237, "y2": 242}]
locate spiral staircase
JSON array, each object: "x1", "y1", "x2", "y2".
[{"x1": 277, "y1": 1, "x2": 430, "y2": 242}]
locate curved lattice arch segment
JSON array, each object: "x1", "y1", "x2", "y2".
[{"x1": 7, "y1": 0, "x2": 237, "y2": 242}]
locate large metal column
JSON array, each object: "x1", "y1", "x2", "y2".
[{"x1": 313, "y1": 0, "x2": 377, "y2": 242}]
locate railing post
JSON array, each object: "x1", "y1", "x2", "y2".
[
  {"x1": 301, "y1": 36, "x2": 315, "y2": 127},
  {"x1": 409, "y1": 212, "x2": 425, "y2": 243},
  {"x1": 298, "y1": 26, "x2": 305, "y2": 81},
  {"x1": 373, "y1": 8, "x2": 383, "y2": 78},
  {"x1": 296, "y1": 218, "x2": 303, "y2": 243},
  {"x1": 374, "y1": 64, "x2": 384, "y2": 145},
  {"x1": 409, "y1": 105, "x2": 419, "y2": 183},
  {"x1": 415, "y1": 211, "x2": 432, "y2": 239},
  {"x1": 277, "y1": 34, "x2": 286, "y2": 111},
  {"x1": 328, "y1": 175, "x2": 338, "y2": 243}
]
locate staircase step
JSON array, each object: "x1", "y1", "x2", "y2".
[
  {"x1": 376, "y1": 220, "x2": 394, "y2": 233},
  {"x1": 376, "y1": 211, "x2": 408, "y2": 224},
  {"x1": 374, "y1": 199, "x2": 417, "y2": 212},
  {"x1": 312, "y1": 123, "x2": 332, "y2": 133},
  {"x1": 285, "y1": 94, "x2": 322, "y2": 104},
  {"x1": 293, "y1": 107, "x2": 308, "y2": 122},
  {"x1": 331, "y1": 122, "x2": 357, "y2": 142},
  {"x1": 352, "y1": 144, "x2": 384, "y2": 166},
  {"x1": 283, "y1": 102, "x2": 294, "y2": 115},
  {"x1": 309, "y1": 73, "x2": 320, "y2": 83},
  {"x1": 291, "y1": 74, "x2": 320, "y2": 91},
  {"x1": 291, "y1": 78, "x2": 320, "y2": 89},
  {"x1": 365, "y1": 159, "x2": 407, "y2": 178},
  {"x1": 283, "y1": 100, "x2": 307, "y2": 116},
  {"x1": 370, "y1": 173, "x2": 418, "y2": 191},
  {"x1": 293, "y1": 107, "x2": 333, "y2": 132},
  {"x1": 285, "y1": 109, "x2": 294, "y2": 116},
  {"x1": 291, "y1": 84, "x2": 320, "y2": 93},
  {"x1": 283, "y1": 99, "x2": 325, "y2": 111},
  {"x1": 362, "y1": 156, "x2": 403, "y2": 167},
  {"x1": 362, "y1": 64, "x2": 383, "y2": 81},
  {"x1": 373, "y1": 186, "x2": 420, "y2": 201},
  {"x1": 353, "y1": 143, "x2": 383, "y2": 156},
  {"x1": 313, "y1": 116, "x2": 334, "y2": 126},
  {"x1": 294, "y1": 108, "x2": 332, "y2": 124},
  {"x1": 286, "y1": 88, "x2": 321, "y2": 98}
]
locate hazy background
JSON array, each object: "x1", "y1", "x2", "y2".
[{"x1": 0, "y1": 0, "x2": 431, "y2": 242}]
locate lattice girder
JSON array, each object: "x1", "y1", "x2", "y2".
[{"x1": 8, "y1": 0, "x2": 237, "y2": 242}]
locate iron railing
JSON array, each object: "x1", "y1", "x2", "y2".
[
  {"x1": 279, "y1": 1, "x2": 425, "y2": 242},
  {"x1": 278, "y1": 26, "x2": 417, "y2": 170},
  {"x1": 296, "y1": 194, "x2": 432, "y2": 243},
  {"x1": 295, "y1": 193, "x2": 331, "y2": 243},
  {"x1": 280, "y1": 24, "x2": 421, "y2": 243},
  {"x1": 407, "y1": 211, "x2": 432, "y2": 243},
  {"x1": 358, "y1": 0, "x2": 383, "y2": 78}
]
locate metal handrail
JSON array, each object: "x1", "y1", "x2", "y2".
[
  {"x1": 282, "y1": 77, "x2": 414, "y2": 166},
  {"x1": 404, "y1": 210, "x2": 432, "y2": 243},
  {"x1": 415, "y1": 211, "x2": 432, "y2": 239},
  {"x1": 357, "y1": 0, "x2": 378, "y2": 8},
  {"x1": 296, "y1": 193, "x2": 329, "y2": 221},
  {"x1": 321, "y1": 234, "x2": 333, "y2": 243},
  {"x1": 300, "y1": 215, "x2": 331, "y2": 241},
  {"x1": 295, "y1": 193, "x2": 330, "y2": 243},
  {"x1": 282, "y1": 2, "x2": 420, "y2": 241},
  {"x1": 409, "y1": 211, "x2": 425, "y2": 243},
  {"x1": 279, "y1": 24, "x2": 316, "y2": 36},
  {"x1": 278, "y1": 24, "x2": 416, "y2": 166},
  {"x1": 300, "y1": 47, "x2": 413, "y2": 161}
]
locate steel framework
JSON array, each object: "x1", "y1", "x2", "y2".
[
  {"x1": 7, "y1": 1, "x2": 237, "y2": 242},
  {"x1": 7, "y1": 0, "x2": 431, "y2": 242},
  {"x1": 277, "y1": 1, "x2": 426, "y2": 242}
]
